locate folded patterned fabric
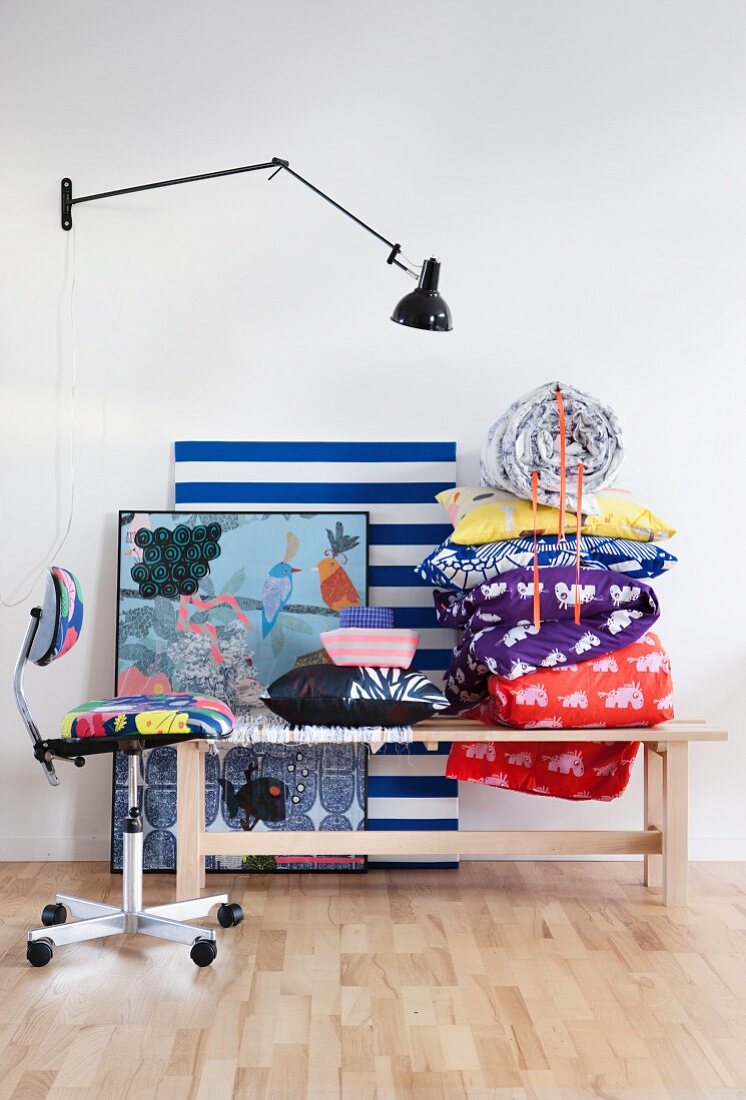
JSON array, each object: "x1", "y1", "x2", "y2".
[
  {"x1": 435, "y1": 566, "x2": 660, "y2": 709},
  {"x1": 416, "y1": 535, "x2": 676, "y2": 590},
  {"x1": 481, "y1": 381, "x2": 624, "y2": 515},
  {"x1": 465, "y1": 632, "x2": 674, "y2": 729},
  {"x1": 321, "y1": 627, "x2": 419, "y2": 669},
  {"x1": 339, "y1": 606, "x2": 395, "y2": 629},
  {"x1": 446, "y1": 737, "x2": 641, "y2": 802}
]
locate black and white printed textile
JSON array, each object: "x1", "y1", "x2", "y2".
[{"x1": 264, "y1": 665, "x2": 448, "y2": 728}]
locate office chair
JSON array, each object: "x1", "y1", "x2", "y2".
[{"x1": 14, "y1": 566, "x2": 244, "y2": 967}]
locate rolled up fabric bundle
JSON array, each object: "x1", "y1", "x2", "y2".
[{"x1": 481, "y1": 381, "x2": 624, "y2": 515}]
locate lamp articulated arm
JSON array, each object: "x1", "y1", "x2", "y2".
[{"x1": 59, "y1": 156, "x2": 452, "y2": 330}]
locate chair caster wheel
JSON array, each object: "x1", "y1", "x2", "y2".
[
  {"x1": 41, "y1": 903, "x2": 67, "y2": 927},
  {"x1": 190, "y1": 938, "x2": 217, "y2": 967},
  {"x1": 217, "y1": 902, "x2": 244, "y2": 928},
  {"x1": 27, "y1": 939, "x2": 54, "y2": 967}
]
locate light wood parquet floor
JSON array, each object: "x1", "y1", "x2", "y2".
[{"x1": 0, "y1": 860, "x2": 744, "y2": 1099}]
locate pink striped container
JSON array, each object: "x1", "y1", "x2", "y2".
[{"x1": 320, "y1": 628, "x2": 420, "y2": 669}]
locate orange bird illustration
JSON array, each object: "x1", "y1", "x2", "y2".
[{"x1": 315, "y1": 523, "x2": 361, "y2": 612}]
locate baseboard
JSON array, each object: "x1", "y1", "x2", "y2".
[
  {"x1": 1, "y1": 836, "x2": 744, "y2": 863},
  {"x1": 0, "y1": 837, "x2": 109, "y2": 861},
  {"x1": 689, "y1": 836, "x2": 746, "y2": 861}
]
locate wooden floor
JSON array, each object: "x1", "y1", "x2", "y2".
[{"x1": 0, "y1": 862, "x2": 745, "y2": 1099}]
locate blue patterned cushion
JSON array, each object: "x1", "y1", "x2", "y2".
[{"x1": 416, "y1": 535, "x2": 677, "y2": 591}]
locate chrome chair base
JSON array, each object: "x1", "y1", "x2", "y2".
[
  {"x1": 28, "y1": 891, "x2": 228, "y2": 945},
  {"x1": 27, "y1": 890, "x2": 242, "y2": 967},
  {"x1": 26, "y1": 752, "x2": 243, "y2": 967}
]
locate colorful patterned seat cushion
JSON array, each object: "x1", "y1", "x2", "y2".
[{"x1": 62, "y1": 693, "x2": 235, "y2": 740}]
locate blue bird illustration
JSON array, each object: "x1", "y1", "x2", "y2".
[{"x1": 261, "y1": 532, "x2": 301, "y2": 637}]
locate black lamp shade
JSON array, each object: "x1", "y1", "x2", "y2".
[{"x1": 391, "y1": 257, "x2": 452, "y2": 331}]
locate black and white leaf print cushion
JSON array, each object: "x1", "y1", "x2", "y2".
[{"x1": 264, "y1": 665, "x2": 448, "y2": 728}]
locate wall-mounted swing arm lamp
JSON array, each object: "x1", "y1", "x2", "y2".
[{"x1": 60, "y1": 156, "x2": 452, "y2": 331}]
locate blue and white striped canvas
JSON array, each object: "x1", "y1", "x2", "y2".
[
  {"x1": 367, "y1": 743, "x2": 458, "y2": 868},
  {"x1": 173, "y1": 440, "x2": 460, "y2": 868}
]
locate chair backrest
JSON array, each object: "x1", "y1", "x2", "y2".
[{"x1": 28, "y1": 567, "x2": 84, "y2": 666}]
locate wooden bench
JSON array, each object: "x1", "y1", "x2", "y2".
[{"x1": 175, "y1": 718, "x2": 726, "y2": 906}]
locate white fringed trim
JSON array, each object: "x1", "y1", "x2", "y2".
[{"x1": 222, "y1": 713, "x2": 413, "y2": 748}]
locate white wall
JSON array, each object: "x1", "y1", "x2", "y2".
[{"x1": 1, "y1": 0, "x2": 745, "y2": 861}]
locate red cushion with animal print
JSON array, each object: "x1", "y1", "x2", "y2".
[
  {"x1": 445, "y1": 737, "x2": 641, "y2": 801},
  {"x1": 479, "y1": 632, "x2": 673, "y2": 731}
]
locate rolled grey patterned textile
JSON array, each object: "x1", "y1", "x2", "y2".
[{"x1": 480, "y1": 381, "x2": 624, "y2": 515}]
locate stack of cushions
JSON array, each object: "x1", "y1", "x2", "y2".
[
  {"x1": 414, "y1": 386, "x2": 678, "y2": 801},
  {"x1": 265, "y1": 606, "x2": 448, "y2": 727}
]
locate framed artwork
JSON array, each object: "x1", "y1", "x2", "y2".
[{"x1": 112, "y1": 509, "x2": 369, "y2": 872}]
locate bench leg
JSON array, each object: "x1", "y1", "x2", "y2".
[
  {"x1": 176, "y1": 741, "x2": 206, "y2": 900},
  {"x1": 199, "y1": 746, "x2": 206, "y2": 889},
  {"x1": 643, "y1": 744, "x2": 663, "y2": 888},
  {"x1": 662, "y1": 741, "x2": 688, "y2": 906}
]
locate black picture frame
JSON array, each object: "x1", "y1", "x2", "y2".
[{"x1": 111, "y1": 509, "x2": 370, "y2": 874}]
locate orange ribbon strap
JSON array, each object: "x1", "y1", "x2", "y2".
[
  {"x1": 555, "y1": 386, "x2": 567, "y2": 538},
  {"x1": 532, "y1": 470, "x2": 541, "y2": 630},
  {"x1": 574, "y1": 463, "x2": 584, "y2": 624}
]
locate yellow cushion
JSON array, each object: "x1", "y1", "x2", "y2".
[{"x1": 439, "y1": 486, "x2": 676, "y2": 545}]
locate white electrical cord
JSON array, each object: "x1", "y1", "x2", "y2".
[
  {"x1": 0, "y1": 227, "x2": 77, "y2": 607},
  {"x1": 398, "y1": 250, "x2": 422, "y2": 279}
]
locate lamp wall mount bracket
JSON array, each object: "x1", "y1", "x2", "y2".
[{"x1": 61, "y1": 178, "x2": 73, "y2": 231}]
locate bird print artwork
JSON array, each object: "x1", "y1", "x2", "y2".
[
  {"x1": 261, "y1": 532, "x2": 301, "y2": 637},
  {"x1": 316, "y1": 523, "x2": 361, "y2": 612}
]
